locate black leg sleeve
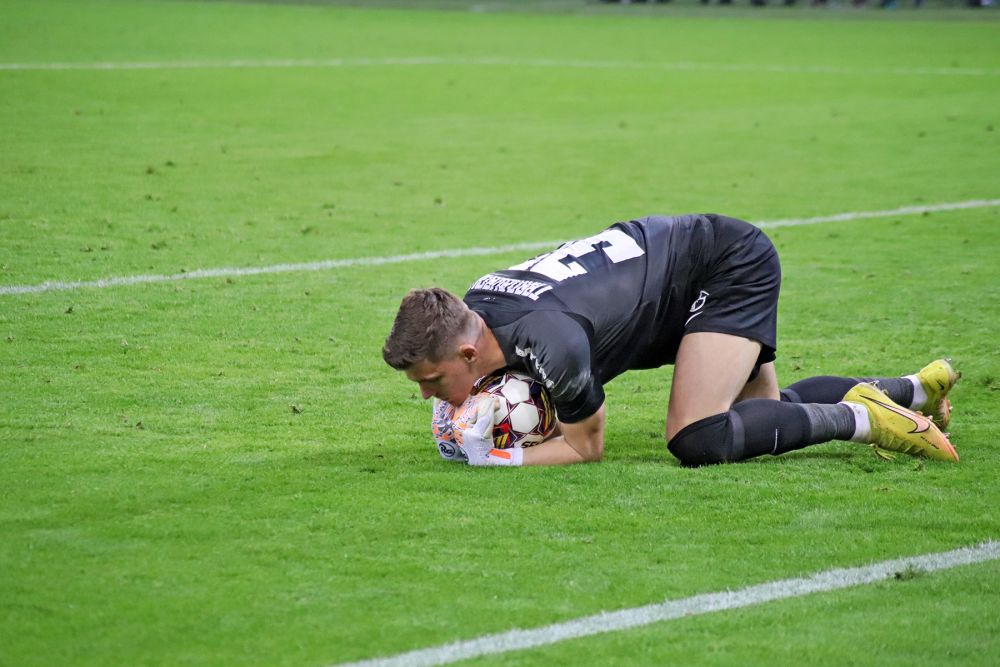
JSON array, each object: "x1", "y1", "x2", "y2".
[
  {"x1": 731, "y1": 399, "x2": 856, "y2": 458},
  {"x1": 668, "y1": 401, "x2": 858, "y2": 466}
]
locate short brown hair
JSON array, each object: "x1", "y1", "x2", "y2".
[{"x1": 382, "y1": 287, "x2": 478, "y2": 370}]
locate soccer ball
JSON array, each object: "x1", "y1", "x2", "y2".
[{"x1": 431, "y1": 371, "x2": 556, "y2": 460}]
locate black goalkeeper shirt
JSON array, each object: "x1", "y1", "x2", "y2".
[{"x1": 464, "y1": 214, "x2": 737, "y2": 423}]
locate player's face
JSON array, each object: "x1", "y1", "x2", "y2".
[{"x1": 405, "y1": 355, "x2": 478, "y2": 406}]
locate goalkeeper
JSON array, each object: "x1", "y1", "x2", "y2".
[{"x1": 382, "y1": 213, "x2": 960, "y2": 467}]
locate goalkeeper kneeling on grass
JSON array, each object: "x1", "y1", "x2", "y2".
[{"x1": 382, "y1": 213, "x2": 960, "y2": 467}]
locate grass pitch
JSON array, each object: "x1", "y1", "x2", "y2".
[{"x1": 2, "y1": 1, "x2": 999, "y2": 665}]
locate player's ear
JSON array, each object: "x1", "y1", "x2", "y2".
[{"x1": 457, "y1": 343, "x2": 478, "y2": 364}]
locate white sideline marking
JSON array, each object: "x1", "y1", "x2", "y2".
[
  {"x1": 755, "y1": 198, "x2": 1000, "y2": 229},
  {"x1": 0, "y1": 241, "x2": 557, "y2": 296},
  {"x1": 334, "y1": 541, "x2": 1000, "y2": 667},
  {"x1": 1, "y1": 198, "x2": 998, "y2": 297},
  {"x1": 1, "y1": 56, "x2": 998, "y2": 77}
]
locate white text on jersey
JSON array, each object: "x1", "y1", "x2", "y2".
[
  {"x1": 469, "y1": 274, "x2": 553, "y2": 301},
  {"x1": 514, "y1": 345, "x2": 555, "y2": 389}
]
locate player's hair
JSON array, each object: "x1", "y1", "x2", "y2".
[{"x1": 382, "y1": 287, "x2": 479, "y2": 370}]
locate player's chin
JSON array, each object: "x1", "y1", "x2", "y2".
[{"x1": 445, "y1": 392, "x2": 472, "y2": 407}]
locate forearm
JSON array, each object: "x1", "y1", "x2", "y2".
[
  {"x1": 522, "y1": 436, "x2": 596, "y2": 465},
  {"x1": 522, "y1": 406, "x2": 606, "y2": 465},
  {"x1": 459, "y1": 403, "x2": 605, "y2": 467}
]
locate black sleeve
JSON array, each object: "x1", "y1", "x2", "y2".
[{"x1": 508, "y1": 311, "x2": 605, "y2": 424}]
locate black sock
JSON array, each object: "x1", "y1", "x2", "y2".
[
  {"x1": 780, "y1": 376, "x2": 856, "y2": 404},
  {"x1": 731, "y1": 399, "x2": 857, "y2": 458},
  {"x1": 780, "y1": 375, "x2": 915, "y2": 408},
  {"x1": 857, "y1": 377, "x2": 915, "y2": 408}
]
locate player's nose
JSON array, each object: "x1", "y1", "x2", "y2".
[{"x1": 420, "y1": 386, "x2": 435, "y2": 400}]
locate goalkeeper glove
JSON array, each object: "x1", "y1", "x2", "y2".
[{"x1": 460, "y1": 397, "x2": 523, "y2": 467}]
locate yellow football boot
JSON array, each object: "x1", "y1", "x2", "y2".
[
  {"x1": 914, "y1": 358, "x2": 961, "y2": 429},
  {"x1": 843, "y1": 382, "x2": 959, "y2": 462}
]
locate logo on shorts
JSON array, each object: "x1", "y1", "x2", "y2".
[{"x1": 686, "y1": 290, "x2": 710, "y2": 326}]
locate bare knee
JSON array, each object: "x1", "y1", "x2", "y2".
[
  {"x1": 666, "y1": 405, "x2": 720, "y2": 441},
  {"x1": 665, "y1": 413, "x2": 694, "y2": 443}
]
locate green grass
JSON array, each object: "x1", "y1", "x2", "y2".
[{"x1": 2, "y1": 1, "x2": 999, "y2": 665}]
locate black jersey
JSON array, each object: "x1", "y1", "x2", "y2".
[{"x1": 463, "y1": 214, "x2": 780, "y2": 423}]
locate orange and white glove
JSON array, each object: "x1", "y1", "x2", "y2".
[
  {"x1": 431, "y1": 398, "x2": 467, "y2": 462},
  {"x1": 460, "y1": 397, "x2": 523, "y2": 467}
]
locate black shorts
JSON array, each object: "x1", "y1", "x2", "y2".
[{"x1": 683, "y1": 214, "x2": 781, "y2": 372}]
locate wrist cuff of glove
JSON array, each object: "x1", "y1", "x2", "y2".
[{"x1": 486, "y1": 447, "x2": 524, "y2": 466}]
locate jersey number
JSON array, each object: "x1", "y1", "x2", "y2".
[{"x1": 509, "y1": 229, "x2": 645, "y2": 282}]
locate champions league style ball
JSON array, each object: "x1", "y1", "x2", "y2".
[{"x1": 431, "y1": 371, "x2": 556, "y2": 461}]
